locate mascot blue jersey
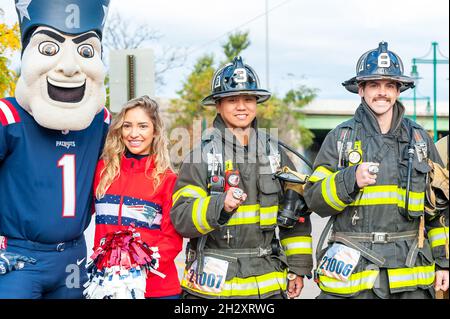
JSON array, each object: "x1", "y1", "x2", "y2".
[{"x1": 0, "y1": 97, "x2": 110, "y2": 244}]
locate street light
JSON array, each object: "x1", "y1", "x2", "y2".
[
  {"x1": 413, "y1": 42, "x2": 449, "y2": 142},
  {"x1": 399, "y1": 63, "x2": 430, "y2": 122},
  {"x1": 410, "y1": 63, "x2": 420, "y2": 122}
]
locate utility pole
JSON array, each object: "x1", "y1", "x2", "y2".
[
  {"x1": 265, "y1": 0, "x2": 270, "y2": 89},
  {"x1": 413, "y1": 42, "x2": 449, "y2": 142}
]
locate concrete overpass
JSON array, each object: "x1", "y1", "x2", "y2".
[
  {"x1": 299, "y1": 98, "x2": 449, "y2": 133},
  {"x1": 297, "y1": 98, "x2": 449, "y2": 163}
]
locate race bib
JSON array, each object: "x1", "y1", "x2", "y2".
[
  {"x1": 317, "y1": 243, "x2": 360, "y2": 282},
  {"x1": 184, "y1": 256, "x2": 228, "y2": 294}
]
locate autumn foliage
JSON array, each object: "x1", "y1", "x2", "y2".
[{"x1": 0, "y1": 22, "x2": 20, "y2": 96}]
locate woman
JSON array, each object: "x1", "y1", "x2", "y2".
[{"x1": 89, "y1": 96, "x2": 182, "y2": 299}]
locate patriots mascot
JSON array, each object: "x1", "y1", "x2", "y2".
[{"x1": 0, "y1": 0, "x2": 110, "y2": 298}]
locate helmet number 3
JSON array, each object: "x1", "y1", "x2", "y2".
[{"x1": 57, "y1": 154, "x2": 76, "y2": 218}]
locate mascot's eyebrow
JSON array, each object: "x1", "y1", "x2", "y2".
[
  {"x1": 72, "y1": 32, "x2": 100, "y2": 44},
  {"x1": 33, "y1": 30, "x2": 66, "y2": 43}
]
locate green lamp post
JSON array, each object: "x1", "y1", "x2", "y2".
[
  {"x1": 399, "y1": 62, "x2": 430, "y2": 122},
  {"x1": 413, "y1": 42, "x2": 449, "y2": 142}
]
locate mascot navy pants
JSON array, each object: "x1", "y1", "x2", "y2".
[{"x1": 0, "y1": 236, "x2": 87, "y2": 299}]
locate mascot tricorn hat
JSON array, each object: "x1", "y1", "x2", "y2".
[{"x1": 15, "y1": 0, "x2": 110, "y2": 47}]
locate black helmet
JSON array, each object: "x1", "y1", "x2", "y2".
[
  {"x1": 343, "y1": 42, "x2": 415, "y2": 94},
  {"x1": 202, "y1": 56, "x2": 271, "y2": 106}
]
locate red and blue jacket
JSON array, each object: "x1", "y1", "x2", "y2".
[{"x1": 93, "y1": 154, "x2": 183, "y2": 298}]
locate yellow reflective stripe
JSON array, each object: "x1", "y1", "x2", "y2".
[
  {"x1": 228, "y1": 204, "x2": 260, "y2": 226},
  {"x1": 309, "y1": 166, "x2": 334, "y2": 183},
  {"x1": 226, "y1": 205, "x2": 278, "y2": 226},
  {"x1": 172, "y1": 185, "x2": 208, "y2": 205},
  {"x1": 428, "y1": 227, "x2": 449, "y2": 248},
  {"x1": 319, "y1": 270, "x2": 379, "y2": 295},
  {"x1": 321, "y1": 172, "x2": 346, "y2": 211},
  {"x1": 397, "y1": 188, "x2": 425, "y2": 212},
  {"x1": 236, "y1": 204, "x2": 260, "y2": 213},
  {"x1": 181, "y1": 270, "x2": 287, "y2": 297},
  {"x1": 349, "y1": 186, "x2": 424, "y2": 212},
  {"x1": 192, "y1": 197, "x2": 213, "y2": 234},
  {"x1": 281, "y1": 236, "x2": 313, "y2": 256},
  {"x1": 388, "y1": 264, "x2": 435, "y2": 289},
  {"x1": 260, "y1": 206, "x2": 278, "y2": 226}
]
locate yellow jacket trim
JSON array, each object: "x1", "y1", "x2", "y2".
[
  {"x1": 192, "y1": 197, "x2": 213, "y2": 234},
  {"x1": 428, "y1": 227, "x2": 449, "y2": 249},
  {"x1": 227, "y1": 204, "x2": 259, "y2": 226},
  {"x1": 387, "y1": 264, "x2": 435, "y2": 290},
  {"x1": 281, "y1": 236, "x2": 313, "y2": 256},
  {"x1": 318, "y1": 270, "x2": 379, "y2": 295},
  {"x1": 309, "y1": 166, "x2": 334, "y2": 183},
  {"x1": 172, "y1": 185, "x2": 208, "y2": 205},
  {"x1": 321, "y1": 172, "x2": 346, "y2": 212},
  {"x1": 260, "y1": 206, "x2": 278, "y2": 226},
  {"x1": 226, "y1": 205, "x2": 278, "y2": 227},
  {"x1": 349, "y1": 185, "x2": 425, "y2": 212},
  {"x1": 181, "y1": 270, "x2": 287, "y2": 297}
]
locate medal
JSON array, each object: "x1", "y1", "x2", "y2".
[{"x1": 348, "y1": 150, "x2": 362, "y2": 165}]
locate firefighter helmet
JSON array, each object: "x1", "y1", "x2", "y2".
[
  {"x1": 343, "y1": 42, "x2": 415, "y2": 94},
  {"x1": 202, "y1": 56, "x2": 271, "y2": 106}
]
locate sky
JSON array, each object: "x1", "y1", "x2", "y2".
[{"x1": 1, "y1": 0, "x2": 449, "y2": 102}]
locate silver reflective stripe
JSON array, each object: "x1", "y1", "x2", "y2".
[
  {"x1": 228, "y1": 210, "x2": 259, "y2": 226},
  {"x1": 284, "y1": 241, "x2": 312, "y2": 250},
  {"x1": 388, "y1": 264, "x2": 436, "y2": 290},
  {"x1": 389, "y1": 271, "x2": 435, "y2": 284},
  {"x1": 324, "y1": 174, "x2": 346, "y2": 211},
  {"x1": 319, "y1": 270, "x2": 379, "y2": 295}
]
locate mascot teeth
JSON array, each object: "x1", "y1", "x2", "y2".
[
  {"x1": 47, "y1": 78, "x2": 86, "y2": 103},
  {"x1": 47, "y1": 78, "x2": 85, "y2": 89}
]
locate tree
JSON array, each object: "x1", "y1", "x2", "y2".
[
  {"x1": 222, "y1": 31, "x2": 250, "y2": 63},
  {"x1": 169, "y1": 31, "x2": 252, "y2": 138},
  {"x1": 0, "y1": 21, "x2": 20, "y2": 96},
  {"x1": 169, "y1": 31, "x2": 316, "y2": 150},
  {"x1": 169, "y1": 54, "x2": 216, "y2": 133},
  {"x1": 103, "y1": 12, "x2": 186, "y2": 89}
]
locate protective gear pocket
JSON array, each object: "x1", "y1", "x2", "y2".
[
  {"x1": 258, "y1": 174, "x2": 281, "y2": 230},
  {"x1": 398, "y1": 157, "x2": 429, "y2": 219}
]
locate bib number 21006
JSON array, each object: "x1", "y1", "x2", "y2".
[{"x1": 317, "y1": 243, "x2": 360, "y2": 282}]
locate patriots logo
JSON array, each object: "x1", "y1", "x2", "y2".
[{"x1": 127, "y1": 205, "x2": 158, "y2": 224}]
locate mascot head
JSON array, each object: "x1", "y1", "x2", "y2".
[{"x1": 14, "y1": 0, "x2": 110, "y2": 131}]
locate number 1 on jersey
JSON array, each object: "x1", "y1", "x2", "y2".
[{"x1": 58, "y1": 155, "x2": 76, "y2": 218}]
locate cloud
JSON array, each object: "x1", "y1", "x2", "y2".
[{"x1": 1, "y1": 0, "x2": 448, "y2": 100}]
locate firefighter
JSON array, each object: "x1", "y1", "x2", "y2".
[
  {"x1": 170, "y1": 56, "x2": 313, "y2": 299},
  {"x1": 304, "y1": 42, "x2": 449, "y2": 299}
]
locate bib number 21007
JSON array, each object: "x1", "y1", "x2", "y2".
[
  {"x1": 184, "y1": 256, "x2": 229, "y2": 294},
  {"x1": 58, "y1": 154, "x2": 76, "y2": 218}
]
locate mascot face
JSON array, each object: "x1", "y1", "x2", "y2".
[{"x1": 15, "y1": 26, "x2": 106, "y2": 131}]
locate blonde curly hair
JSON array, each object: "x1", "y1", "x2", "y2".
[{"x1": 95, "y1": 96, "x2": 172, "y2": 199}]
